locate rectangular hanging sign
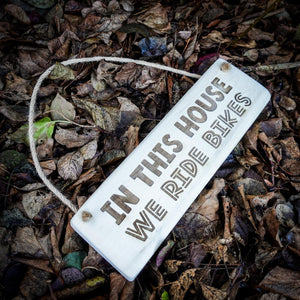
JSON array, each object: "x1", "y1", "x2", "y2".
[{"x1": 71, "y1": 59, "x2": 270, "y2": 281}]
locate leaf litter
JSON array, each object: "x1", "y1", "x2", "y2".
[{"x1": 0, "y1": 0, "x2": 300, "y2": 299}]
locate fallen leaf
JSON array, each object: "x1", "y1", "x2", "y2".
[
  {"x1": 122, "y1": 125, "x2": 139, "y2": 155},
  {"x1": 79, "y1": 140, "x2": 98, "y2": 160},
  {"x1": 99, "y1": 149, "x2": 126, "y2": 166},
  {"x1": 0, "y1": 105, "x2": 28, "y2": 122},
  {"x1": 156, "y1": 240, "x2": 175, "y2": 268},
  {"x1": 190, "y1": 243, "x2": 207, "y2": 268},
  {"x1": 200, "y1": 283, "x2": 227, "y2": 300},
  {"x1": 0, "y1": 150, "x2": 27, "y2": 171},
  {"x1": 74, "y1": 99, "x2": 121, "y2": 131},
  {"x1": 260, "y1": 118, "x2": 282, "y2": 137},
  {"x1": 0, "y1": 208, "x2": 33, "y2": 228},
  {"x1": 259, "y1": 266, "x2": 300, "y2": 300},
  {"x1": 279, "y1": 96, "x2": 296, "y2": 111},
  {"x1": 276, "y1": 203, "x2": 295, "y2": 228},
  {"x1": 5, "y1": 4, "x2": 31, "y2": 25},
  {"x1": 55, "y1": 127, "x2": 100, "y2": 149},
  {"x1": 12, "y1": 226, "x2": 47, "y2": 258},
  {"x1": 196, "y1": 179, "x2": 225, "y2": 221},
  {"x1": 9, "y1": 117, "x2": 55, "y2": 146},
  {"x1": 49, "y1": 62, "x2": 75, "y2": 80},
  {"x1": 58, "y1": 151, "x2": 84, "y2": 180},
  {"x1": 36, "y1": 138, "x2": 54, "y2": 159},
  {"x1": 169, "y1": 269, "x2": 199, "y2": 300},
  {"x1": 137, "y1": 3, "x2": 171, "y2": 33},
  {"x1": 163, "y1": 260, "x2": 185, "y2": 274},
  {"x1": 50, "y1": 93, "x2": 76, "y2": 122},
  {"x1": 20, "y1": 268, "x2": 50, "y2": 299},
  {"x1": 109, "y1": 272, "x2": 135, "y2": 300},
  {"x1": 22, "y1": 190, "x2": 51, "y2": 219}
]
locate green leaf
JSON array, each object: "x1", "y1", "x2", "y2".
[
  {"x1": 63, "y1": 251, "x2": 87, "y2": 270},
  {"x1": 161, "y1": 291, "x2": 169, "y2": 300},
  {"x1": 9, "y1": 117, "x2": 55, "y2": 146}
]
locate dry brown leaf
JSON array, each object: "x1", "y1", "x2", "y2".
[
  {"x1": 79, "y1": 140, "x2": 98, "y2": 160},
  {"x1": 57, "y1": 151, "x2": 84, "y2": 180},
  {"x1": 22, "y1": 190, "x2": 51, "y2": 219},
  {"x1": 36, "y1": 138, "x2": 54, "y2": 159},
  {"x1": 200, "y1": 283, "x2": 227, "y2": 300},
  {"x1": 195, "y1": 178, "x2": 225, "y2": 221},
  {"x1": 122, "y1": 125, "x2": 139, "y2": 155},
  {"x1": 163, "y1": 259, "x2": 185, "y2": 274},
  {"x1": 137, "y1": 3, "x2": 171, "y2": 33},
  {"x1": 169, "y1": 269, "x2": 199, "y2": 300},
  {"x1": 50, "y1": 93, "x2": 76, "y2": 122},
  {"x1": 109, "y1": 272, "x2": 135, "y2": 300},
  {"x1": 12, "y1": 227, "x2": 47, "y2": 258},
  {"x1": 55, "y1": 127, "x2": 97, "y2": 148}
]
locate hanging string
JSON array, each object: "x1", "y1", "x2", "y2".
[{"x1": 28, "y1": 56, "x2": 201, "y2": 213}]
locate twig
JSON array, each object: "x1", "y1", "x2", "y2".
[
  {"x1": 44, "y1": 109, "x2": 96, "y2": 128},
  {"x1": 242, "y1": 61, "x2": 300, "y2": 73},
  {"x1": 242, "y1": 8, "x2": 286, "y2": 25},
  {"x1": 227, "y1": 0, "x2": 282, "y2": 48}
]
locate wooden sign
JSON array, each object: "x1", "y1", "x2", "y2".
[{"x1": 71, "y1": 59, "x2": 270, "y2": 281}]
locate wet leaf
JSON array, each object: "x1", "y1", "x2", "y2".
[
  {"x1": 63, "y1": 251, "x2": 87, "y2": 270},
  {"x1": 0, "y1": 208, "x2": 33, "y2": 228},
  {"x1": 58, "y1": 151, "x2": 84, "y2": 180},
  {"x1": 49, "y1": 62, "x2": 75, "y2": 80},
  {"x1": 156, "y1": 240, "x2": 175, "y2": 268},
  {"x1": 50, "y1": 93, "x2": 75, "y2": 122},
  {"x1": 0, "y1": 150, "x2": 27, "y2": 171}
]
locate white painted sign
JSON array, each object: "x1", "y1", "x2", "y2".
[{"x1": 71, "y1": 59, "x2": 270, "y2": 281}]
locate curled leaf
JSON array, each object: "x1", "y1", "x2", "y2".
[{"x1": 156, "y1": 240, "x2": 175, "y2": 268}]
